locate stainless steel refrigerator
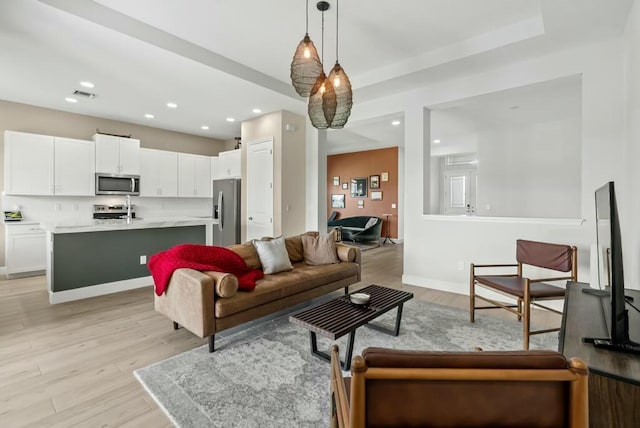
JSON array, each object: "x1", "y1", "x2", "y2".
[{"x1": 212, "y1": 178, "x2": 241, "y2": 246}]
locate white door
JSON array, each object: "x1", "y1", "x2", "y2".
[
  {"x1": 177, "y1": 153, "x2": 195, "y2": 197},
  {"x1": 94, "y1": 134, "x2": 120, "y2": 173},
  {"x1": 247, "y1": 139, "x2": 274, "y2": 240},
  {"x1": 442, "y1": 170, "x2": 477, "y2": 215},
  {"x1": 4, "y1": 131, "x2": 55, "y2": 195},
  {"x1": 118, "y1": 138, "x2": 141, "y2": 175},
  {"x1": 54, "y1": 137, "x2": 95, "y2": 195},
  {"x1": 193, "y1": 154, "x2": 211, "y2": 198}
]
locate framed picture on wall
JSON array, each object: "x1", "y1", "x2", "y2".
[
  {"x1": 333, "y1": 176, "x2": 340, "y2": 186},
  {"x1": 331, "y1": 194, "x2": 345, "y2": 208},
  {"x1": 370, "y1": 175, "x2": 380, "y2": 189},
  {"x1": 371, "y1": 191, "x2": 383, "y2": 201},
  {"x1": 342, "y1": 182, "x2": 348, "y2": 190},
  {"x1": 357, "y1": 199, "x2": 364, "y2": 208},
  {"x1": 381, "y1": 172, "x2": 389, "y2": 182},
  {"x1": 350, "y1": 178, "x2": 367, "y2": 197}
]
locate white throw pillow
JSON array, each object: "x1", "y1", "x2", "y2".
[
  {"x1": 364, "y1": 217, "x2": 378, "y2": 229},
  {"x1": 252, "y1": 236, "x2": 293, "y2": 274}
]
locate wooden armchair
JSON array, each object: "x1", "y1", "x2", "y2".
[
  {"x1": 330, "y1": 345, "x2": 589, "y2": 428},
  {"x1": 470, "y1": 239, "x2": 577, "y2": 349}
]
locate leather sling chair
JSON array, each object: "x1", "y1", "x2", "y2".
[
  {"x1": 330, "y1": 345, "x2": 588, "y2": 428},
  {"x1": 470, "y1": 239, "x2": 577, "y2": 350}
]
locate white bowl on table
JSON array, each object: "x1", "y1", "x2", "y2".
[{"x1": 350, "y1": 293, "x2": 370, "y2": 305}]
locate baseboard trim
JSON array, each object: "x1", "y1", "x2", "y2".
[
  {"x1": 0, "y1": 266, "x2": 7, "y2": 277},
  {"x1": 49, "y1": 276, "x2": 153, "y2": 304}
]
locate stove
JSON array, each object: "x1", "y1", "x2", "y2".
[{"x1": 93, "y1": 204, "x2": 136, "y2": 220}]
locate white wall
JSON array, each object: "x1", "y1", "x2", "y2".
[
  {"x1": 624, "y1": 0, "x2": 640, "y2": 290},
  {"x1": 350, "y1": 37, "x2": 631, "y2": 295},
  {"x1": 476, "y1": 116, "x2": 581, "y2": 218}
]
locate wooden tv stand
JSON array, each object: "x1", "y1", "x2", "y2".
[{"x1": 559, "y1": 281, "x2": 640, "y2": 427}]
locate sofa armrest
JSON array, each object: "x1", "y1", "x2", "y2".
[
  {"x1": 154, "y1": 268, "x2": 216, "y2": 338},
  {"x1": 336, "y1": 242, "x2": 362, "y2": 282}
]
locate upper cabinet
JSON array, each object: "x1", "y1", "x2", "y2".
[
  {"x1": 93, "y1": 134, "x2": 140, "y2": 175},
  {"x1": 217, "y1": 149, "x2": 241, "y2": 179},
  {"x1": 140, "y1": 148, "x2": 178, "y2": 197},
  {"x1": 4, "y1": 131, "x2": 95, "y2": 196},
  {"x1": 178, "y1": 153, "x2": 211, "y2": 198}
]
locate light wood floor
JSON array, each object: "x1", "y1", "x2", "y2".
[{"x1": 0, "y1": 243, "x2": 560, "y2": 426}]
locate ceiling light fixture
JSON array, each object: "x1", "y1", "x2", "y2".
[
  {"x1": 391, "y1": 120, "x2": 401, "y2": 126},
  {"x1": 226, "y1": 117, "x2": 235, "y2": 122},
  {"x1": 326, "y1": 0, "x2": 352, "y2": 128},
  {"x1": 252, "y1": 108, "x2": 262, "y2": 114},
  {"x1": 433, "y1": 139, "x2": 441, "y2": 144},
  {"x1": 308, "y1": 1, "x2": 336, "y2": 129},
  {"x1": 201, "y1": 125, "x2": 209, "y2": 130},
  {"x1": 144, "y1": 113, "x2": 154, "y2": 119},
  {"x1": 166, "y1": 102, "x2": 177, "y2": 108},
  {"x1": 79, "y1": 81, "x2": 95, "y2": 88},
  {"x1": 290, "y1": 0, "x2": 323, "y2": 97},
  {"x1": 65, "y1": 97, "x2": 78, "y2": 103}
]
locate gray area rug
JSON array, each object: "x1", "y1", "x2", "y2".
[{"x1": 135, "y1": 299, "x2": 558, "y2": 427}]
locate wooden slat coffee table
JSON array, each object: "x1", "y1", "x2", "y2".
[{"x1": 289, "y1": 284, "x2": 414, "y2": 370}]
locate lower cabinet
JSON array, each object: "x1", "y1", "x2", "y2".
[{"x1": 5, "y1": 223, "x2": 46, "y2": 276}]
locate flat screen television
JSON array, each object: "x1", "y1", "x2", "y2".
[{"x1": 582, "y1": 181, "x2": 640, "y2": 354}]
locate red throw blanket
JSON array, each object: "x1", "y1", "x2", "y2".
[{"x1": 148, "y1": 244, "x2": 264, "y2": 296}]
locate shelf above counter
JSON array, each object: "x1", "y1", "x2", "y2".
[{"x1": 40, "y1": 216, "x2": 218, "y2": 234}]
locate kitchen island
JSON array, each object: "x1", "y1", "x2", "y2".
[{"x1": 41, "y1": 217, "x2": 216, "y2": 304}]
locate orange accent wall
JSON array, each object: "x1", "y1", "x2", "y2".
[{"x1": 327, "y1": 147, "x2": 399, "y2": 238}]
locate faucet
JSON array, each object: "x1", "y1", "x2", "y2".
[{"x1": 125, "y1": 195, "x2": 132, "y2": 222}]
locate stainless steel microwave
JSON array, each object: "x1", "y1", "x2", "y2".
[{"x1": 95, "y1": 173, "x2": 140, "y2": 196}]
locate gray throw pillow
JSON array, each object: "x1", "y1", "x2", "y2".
[
  {"x1": 252, "y1": 236, "x2": 293, "y2": 274},
  {"x1": 364, "y1": 217, "x2": 378, "y2": 229},
  {"x1": 301, "y1": 231, "x2": 340, "y2": 265}
]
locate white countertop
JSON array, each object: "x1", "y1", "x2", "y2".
[
  {"x1": 40, "y1": 216, "x2": 217, "y2": 234},
  {"x1": 3, "y1": 220, "x2": 41, "y2": 226}
]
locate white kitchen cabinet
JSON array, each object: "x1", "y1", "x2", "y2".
[
  {"x1": 54, "y1": 137, "x2": 95, "y2": 195},
  {"x1": 4, "y1": 131, "x2": 55, "y2": 195},
  {"x1": 93, "y1": 134, "x2": 140, "y2": 175},
  {"x1": 140, "y1": 148, "x2": 178, "y2": 197},
  {"x1": 178, "y1": 153, "x2": 211, "y2": 198},
  {"x1": 5, "y1": 223, "x2": 46, "y2": 276},
  {"x1": 4, "y1": 131, "x2": 95, "y2": 196},
  {"x1": 217, "y1": 149, "x2": 241, "y2": 178}
]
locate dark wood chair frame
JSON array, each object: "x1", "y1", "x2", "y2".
[
  {"x1": 329, "y1": 345, "x2": 589, "y2": 428},
  {"x1": 470, "y1": 245, "x2": 577, "y2": 350}
]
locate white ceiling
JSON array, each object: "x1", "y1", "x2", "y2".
[{"x1": 0, "y1": 0, "x2": 633, "y2": 149}]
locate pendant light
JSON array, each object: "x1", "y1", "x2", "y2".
[
  {"x1": 327, "y1": 0, "x2": 352, "y2": 128},
  {"x1": 308, "y1": 1, "x2": 336, "y2": 129},
  {"x1": 290, "y1": 0, "x2": 323, "y2": 97}
]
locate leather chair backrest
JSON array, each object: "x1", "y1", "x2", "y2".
[
  {"x1": 361, "y1": 348, "x2": 571, "y2": 428},
  {"x1": 516, "y1": 239, "x2": 573, "y2": 272}
]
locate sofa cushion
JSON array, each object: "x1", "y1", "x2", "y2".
[
  {"x1": 228, "y1": 242, "x2": 262, "y2": 270},
  {"x1": 302, "y1": 231, "x2": 339, "y2": 265},
  {"x1": 252, "y1": 236, "x2": 294, "y2": 274},
  {"x1": 285, "y1": 232, "x2": 318, "y2": 263},
  {"x1": 203, "y1": 271, "x2": 238, "y2": 298},
  {"x1": 215, "y1": 262, "x2": 359, "y2": 318},
  {"x1": 365, "y1": 217, "x2": 378, "y2": 229}
]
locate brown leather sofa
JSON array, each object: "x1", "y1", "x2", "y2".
[{"x1": 155, "y1": 232, "x2": 361, "y2": 352}]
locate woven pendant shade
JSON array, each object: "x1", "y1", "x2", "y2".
[
  {"x1": 327, "y1": 62, "x2": 352, "y2": 128},
  {"x1": 308, "y1": 72, "x2": 337, "y2": 129},
  {"x1": 290, "y1": 34, "x2": 323, "y2": 97}
]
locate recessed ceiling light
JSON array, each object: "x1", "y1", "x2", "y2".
[
  {"x1": 433, "y1": 139, "x2": 441, "y2": 144},
  {"x1": 391, "y1": 120, "x2": 401, "y2": 126},
  {"x1": 226, "y1": 117, "x2": 235, "y2": 122},
  {"x1": 166, "y1": 102, "x2": 178, "y2": 108},
  {"x1": 252, "y1": 108, "x2": 262, "y2": 114},
  {"x1": 65, "y1": 97, "x2": 78, "y2": 103},
  {"x1": 144, "y1": 113, "x2": 154, "y2": 119},
  {"x1": 509, "y1": 105, "x2": 520, "y2": 110},
  {"x1": 79, "y1": 81, "x2": 95, "y2": 88},
  {"x1": 201, "y1": 125, "x2": 209, "y2": 130}
]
